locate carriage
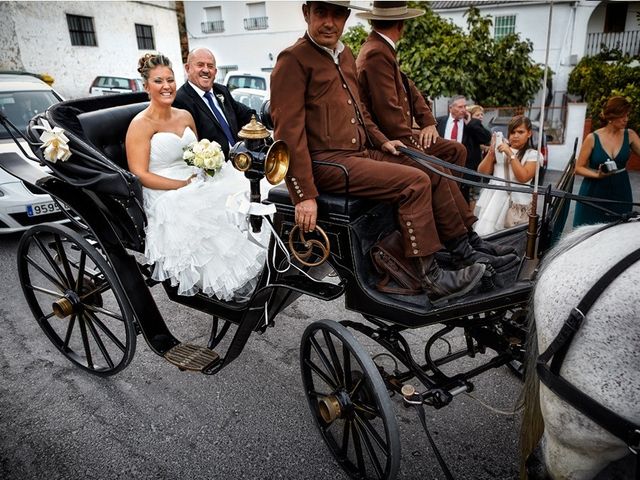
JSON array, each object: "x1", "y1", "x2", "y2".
[{"x1": 0, "y1": 92, "x2": 578, "y2": 479}]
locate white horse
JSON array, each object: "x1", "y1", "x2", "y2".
[{"x1": 521, "y1": 219, "x2": 640, "y2": 479}]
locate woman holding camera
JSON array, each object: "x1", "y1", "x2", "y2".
[{"x1": 573, "y1": 96, "x2": 640, "y2": 227}]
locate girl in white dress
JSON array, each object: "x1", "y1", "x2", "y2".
[
  {"x1": 473, "y1": 115, "x2": 544, "y2": 236},
  {"x1": 125, "y1": 53, "x2": 268, "y2": 300}
]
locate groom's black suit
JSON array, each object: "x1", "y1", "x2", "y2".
[{"x1": 174, "y1": 82, "x2": 255, "y2": 159}]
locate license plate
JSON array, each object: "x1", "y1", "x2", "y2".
[{"x1": 27, "y1": 201, "x2": 63, "y2": 217}]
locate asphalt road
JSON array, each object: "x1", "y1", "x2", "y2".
[{"x1": 0, "y1": 230, "x2": 524, "y2": 480}]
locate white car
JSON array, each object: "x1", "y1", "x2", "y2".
[
  {"x1": 230, "y1": 87, "x2": 268, "y2": 113},
  {"x1": 224, "y1": 71, "x2": 270, "y2": 94},
  {"x1": 0, "y1": 73, "x2": 68, "y2": 233}
]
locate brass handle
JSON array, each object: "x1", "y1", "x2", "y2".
[{"x1": 288, "y1": 225, "x2": 330, "y2": 267}]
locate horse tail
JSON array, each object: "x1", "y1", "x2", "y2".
[{"x1": 518, "y1": 304, "x2": 544, "y2": 480}]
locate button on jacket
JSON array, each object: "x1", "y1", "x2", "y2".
[{"x1": 271, "y1": 34, "x2": 468, "y2": 257}]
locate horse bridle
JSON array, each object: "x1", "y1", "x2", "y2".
[{"x1": 536, "y1": 242, "x2": 640, "y2": 458}]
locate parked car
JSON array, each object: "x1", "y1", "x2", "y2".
[
  {"x1": 89, "y1": 75, "x2": 144, "y2": 96},
  {"x1": 224, "y1": 71, "x2": 270, "y2": 93},
  {"x1": 488, "y1": 116, "x2": 549, "y2": 184},
  {"x1": 230, "y1": 87, "x2": 268, "y2": 113},
  {"x1": 0, "y1": 73, "x2": 69, "y2": 233}
]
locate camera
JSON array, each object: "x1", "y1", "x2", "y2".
[{"x1": 602, "y1": 159, "x2": 618, "y2": 173}]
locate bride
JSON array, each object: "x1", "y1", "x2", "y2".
[{"x1": 126, "y1": 53, "x2": 268, "y2": 300}]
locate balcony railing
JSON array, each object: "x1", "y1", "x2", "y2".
[
  {"x1": 243, "y1": 16, "x2": 268, "y2": 31},
  {"x1": 585, "y1": 30, "x2": 639, "y2": 56},
  {"x1": 201, "y1": 20, "x2": 224, "y2": 34}
]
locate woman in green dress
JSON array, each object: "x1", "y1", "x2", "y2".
[{"x1": 573, "y1": 96, "x2": 640, "y2": 227}]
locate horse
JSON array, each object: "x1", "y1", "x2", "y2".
[{"x1": 521, "y1": 219, "x2": 640, "y2": 479}]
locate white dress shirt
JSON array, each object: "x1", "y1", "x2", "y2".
[{"x1": 444, "y1": 114, "x2": 464, "y2": 143}]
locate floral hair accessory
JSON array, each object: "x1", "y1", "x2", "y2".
[
  {"x1": 36, "y1": 119, "x2": 71, "y2": 163},
  {"x1": 183, "y1": 138, "x2": 225, "y2": 177}
]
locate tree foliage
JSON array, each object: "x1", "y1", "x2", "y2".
[
  {"x1": 568, "y1": 49, "x2": 640, "y2": 131},
  {"x1": 343, "y1": 4, "x2": 545, "y2": 107}
]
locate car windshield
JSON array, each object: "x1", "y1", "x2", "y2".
[
  {"x1": 231, "y1": 91, "x2": 266, "y2": 111},
  {"x1": 227, "y1": 76, "x2": 266, "y2": 91},
  {"x1": 0, "y1": 90, "x2": 61, "y2": 139}
]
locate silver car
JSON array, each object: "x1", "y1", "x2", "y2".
[{"x1": 0, "y1": 73, "x2": 68, "y2": 233}]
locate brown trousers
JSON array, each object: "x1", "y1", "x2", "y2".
[{"x1": 311, "y1": 149, "x2": 470, "y2": 257}]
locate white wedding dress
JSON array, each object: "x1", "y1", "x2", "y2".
[{"x1": 142, "y1": 127, "x2": 270, "y2": 300}]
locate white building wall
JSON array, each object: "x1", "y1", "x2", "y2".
[
  {"x1": 0, "y1": 1, "x2": 182, "y2": 100},
  {"x1": 184, "y1": 0, "x2": 369, "y2": 82}
]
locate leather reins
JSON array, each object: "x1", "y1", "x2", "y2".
[{"x1": 536, "y1": 243, "x2": 640, "y2": 463}]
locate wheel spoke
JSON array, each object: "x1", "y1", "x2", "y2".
[
  {"x1": 25, "y1": 255, "x2": 66, "y2": 291},
  {"x1": 25, "y1": 284, "x2": 65, "y2": 298},
  {"x1": 304, "y1": 357, "x2": 338, "y2": 390},
  {"x1": 354, "y1": 411, "x2": 388, "y2": 453},
  {"x1": 353, "y1": 417, "x2": 385, "y2": 479},
  {"x1": 350, "y1": 419, "x2": 367, "y2": 475},
  {"x1": 309, "y1": 334, "x2": 340, "y2": 386},
  {"x1": 80, "y1": 281, "x2": 111, "y2": 301},
  {"x1": 82, "y1": 313, "x2": 115, "y2": 369},
  {"x1": 75, "y1": 251, "x2": 87, "y2": 292},
  {"x1": 343, "y1": 345, "x2": 352, "y2": 388},
  {"x1": 63, "y1": 314, "x2": 77, "y2": 351},
  {"x1": 84, "y1": 310, "x2": 126, "y2": 353},
  {"x1": 77, "y1": 314, "x2": 94, "y2": 369},
  {"x1": 340, "y1": 418, "x2": 350, "y2": 456},
  {"x1": 307, "y1": 388, "x2": 332, "y2": 399},
  {"x1": 354, "y1": 401, "x2": 380, "y2": 418},
  {"x1": 31, "y1": 237, "x2": 69, "y2": 289},
  {"x1": 83, "y1": 304, "x2": 124, "y2": 322},
  {"x1": 53, "y1": 234, "x2": 76, "y2": 288},
  {"x1": 38, "y1": 311, "x2": 57, "y2": 324},
  {"x1": 322, "y1": 329, "x2": 345, "y2": 386}
]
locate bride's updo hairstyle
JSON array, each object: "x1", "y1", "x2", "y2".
[{"x1": 137, "y1": 53, "x2": 173, "y2": 84}]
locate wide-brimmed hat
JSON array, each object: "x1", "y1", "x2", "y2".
[
  {"x1": 308, "y1": 1, "x2": 371, "y2": 12},
  {"x1": 356, "y1": 1, "x2": 425, "y2": 20}
]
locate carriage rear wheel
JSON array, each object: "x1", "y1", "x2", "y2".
[
  {"x1": 17, "y1": 224, "x2": 136, "y2": 376},
  {"x1": 300, "y1": 319, "x2": 400, "y2": 480}
]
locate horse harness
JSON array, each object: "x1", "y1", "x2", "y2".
[{"x1": 537, "y1": 245, "x2": 640, "y2": 462}]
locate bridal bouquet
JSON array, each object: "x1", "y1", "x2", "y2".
[{"x1": 182, "y1": 138, "x2": 224, "y2": 177}]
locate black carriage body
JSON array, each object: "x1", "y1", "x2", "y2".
[{"x1": 0, "y1": 92, "x2": 584, "y2": 480}]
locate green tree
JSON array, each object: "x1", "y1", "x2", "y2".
[
  {"x1": 343, "y1": 4, "x2": 545, "y2": 107},
  {"x1": 568, "y1": 50, "x2": 640, "y2": 131}
]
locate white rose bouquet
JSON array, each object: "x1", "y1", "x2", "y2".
[{"x1": 182, "y1": 138, "x2": 225, "y2": 177}]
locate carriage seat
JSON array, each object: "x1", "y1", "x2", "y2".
[
  {"x1": 267, "y1": 183, "x2": 374, "y2": 219},
  {"x1": 77, "y1": 102, "x2": 149, "y2": 171}
]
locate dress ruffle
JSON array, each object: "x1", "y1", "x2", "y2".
[{"x1": 142, "y1": 128, "x2": 271, "y2": 300}]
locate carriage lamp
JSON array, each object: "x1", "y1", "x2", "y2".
[{"x1": 230, "y1": 115, "x2": 290, "y2": 232}]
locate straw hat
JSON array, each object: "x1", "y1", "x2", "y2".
[
  {"x1": 308, "y1": 1, "x2": 371, "y2": 11},
  {"x1": 356, "y1": 1, "x2": 425, "y2": 20}
]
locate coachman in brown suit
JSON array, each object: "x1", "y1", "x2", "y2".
[
  {"x1": 270, "y1": 1, "x2": 513, "y2": 301},
  {"x1": 355, "y1": 1, "x2": 516, "y2": 259}
]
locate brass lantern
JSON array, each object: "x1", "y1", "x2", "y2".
[{"x1": 229, "y1": 115, "x2": 290, "y2": 232}]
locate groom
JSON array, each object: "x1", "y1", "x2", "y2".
[{"x1": 174, "y1": 48, "x2": 255, "y2": 159}]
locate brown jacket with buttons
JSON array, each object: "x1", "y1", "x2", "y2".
[
  {"x1": 270, "y1": 33, "x2": 389, "y2": 205},
  {"x1": 356, "y1": 31, "x2": 436, "y2": 145}
]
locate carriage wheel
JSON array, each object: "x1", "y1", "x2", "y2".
[
  {"x1": 300, "y1": 319, "x2": 400, "y2": 480},
  {"x1": 17, "y1": 224, "x2": 136, "y2": 376}
]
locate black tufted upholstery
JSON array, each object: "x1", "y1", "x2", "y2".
[
  {"x1": 267, "y1": 183, "x2": 373, "y2": 219},
  {"x1": 77, "y1": 102, "x2": 148, "y2": 170}
]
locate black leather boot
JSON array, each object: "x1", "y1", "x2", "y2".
[
  {"x1": 445, "y1": 235, "x2": 518, "y2": 273},
  {"x1": 468, "y1": 231, "x2": 518, "y2": 256},
  {"x1": 416, "y1": 255, "x2": 486, "y2": 302}
]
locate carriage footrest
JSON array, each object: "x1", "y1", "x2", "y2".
[{"x1": 164, "y1": 343, "x2": 221, "y2": 372}]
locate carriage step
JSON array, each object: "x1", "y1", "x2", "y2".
[{"x1": 164, "y1": 343, "x2": 221, "y2": 372}]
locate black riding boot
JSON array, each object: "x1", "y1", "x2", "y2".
[
  {"x1": 445, "y1": 235, "x2": 518, "y2": 273},
  {"x1": 416, "y1": 255, "x2": 486, "y2": 302},
  {"x1": 468, "y1": 231, "x2": 518, "y2": 256}
]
